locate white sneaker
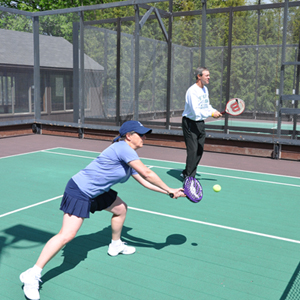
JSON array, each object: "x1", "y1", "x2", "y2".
[
  {"x1": 20, "y1": 268, "x2": 41, "y2": 300},
  {"x1": 180, "y1": 172, "x2": 187, "y2": 180},
  {"x1": 108, "y1": 242, "x2": 136, "y2": 257}
]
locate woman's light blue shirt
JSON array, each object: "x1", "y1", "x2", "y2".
[{"x1": 72, "y1": 141, "x2": 139, "y2": 198}]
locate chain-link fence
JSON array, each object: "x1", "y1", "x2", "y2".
[{"x1": 0, "y1": 0, "x2": 299, "y2": 145}]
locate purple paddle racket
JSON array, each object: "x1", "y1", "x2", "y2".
[{"x1": 183, "y1": 177, "x2": 203, "y2": 203}]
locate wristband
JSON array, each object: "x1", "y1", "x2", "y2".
[
  {"x1": 167, "y1": 192, "x2": 174, "y2": 198},
  {"x1": 212, "y1": 111, "x2": 215, "y2": 117}
]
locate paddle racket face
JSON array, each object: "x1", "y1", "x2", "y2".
[
  {"x1": 183, "y1": 177, "x2": 203, "y2": 203},
  {"x1": 221, "y1": 98, "x2": 245, "y2": 116}
]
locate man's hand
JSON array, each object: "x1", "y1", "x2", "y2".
[{"x1": 213, "y1": 111, "x2": 222, "y2": 118}]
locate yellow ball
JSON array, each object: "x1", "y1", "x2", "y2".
[{"x1": 213, "y1": 184, "x2": 221, "y2": 192}]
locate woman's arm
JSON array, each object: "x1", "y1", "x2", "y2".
[
  {"x1": 128, "y1": 159, "x2": 184, "y2": 198},
  {"x1": 132, "y1": 173, "x2": 168, "y2": 193}
]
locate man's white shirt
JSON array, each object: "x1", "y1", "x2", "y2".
[{"x1": 182, "y1": 83, "x2": 215, "y2": 121}]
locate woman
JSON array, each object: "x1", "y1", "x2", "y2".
[{"x1": 20, "y1": 120, "x2": 185, "y2": 300}]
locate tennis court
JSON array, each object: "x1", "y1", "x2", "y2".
[
  {"x1": 206, "y1": 118, "x2": 300, "y2": 134},
  {"x1": 0, "y1": 135, "x2": 299, "y2": 300},
  {"x1": 167, "y1": 116, "x2": 299, "y2": 137}
]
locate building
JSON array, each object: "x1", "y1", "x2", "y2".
[{"x1": 0, "y1": 28, "x2": 104, "y2": 122}]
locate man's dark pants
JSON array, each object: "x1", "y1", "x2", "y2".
[{"x1": 182, "y1": 116, "x2": 206, "y2": 178}]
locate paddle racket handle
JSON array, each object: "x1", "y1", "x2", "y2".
[
  {"x1": 220, "y1": 110, "x2": 226, "y2": 114},
  {"x1": 168, "y1": 192, "x2": 174, "y2": 198}
]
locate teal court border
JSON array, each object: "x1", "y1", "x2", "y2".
[{"x1": 206, "y1": 118, "x2": 300, "y2": 131}]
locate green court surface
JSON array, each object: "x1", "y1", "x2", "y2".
[
  {"x1": 0, "y1": 148, "x2": 299, "y2": 300},
  {"x1": 207, "y1": 119, "x2": 300, "y2": 133}
]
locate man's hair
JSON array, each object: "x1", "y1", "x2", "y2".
[{"x1": 195, "y1": 67, "x2": 208, "y2": 81}]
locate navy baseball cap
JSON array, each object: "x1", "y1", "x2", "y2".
[{"x1": 113, "y1": 120, "x2": 152, "y2": 142}]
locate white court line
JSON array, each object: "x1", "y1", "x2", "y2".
[
  {"x1": 151, "y1": 166, "x2": 300, "y2": 188},
  {"x1": 129, "y1": 206, "x2": 300, "y2": 245},
  {"x1": 42, "y1": 147, "x2": 300, "y2": 180},
  {"x1": 199, "y1": 171, "x2": 300, "y2": 187},
  {"x1": 3, "y1": 146, "x2": 299, "y2": 180},
  {"x1": 1, "y1": 195, "x2": 299, "y2": 245},
  {"x1": 0, "y1": 147, "x2": 64, "y2": 160},
  {"x1": 39, "y1": 150, "x2": 300, "y2": 187},
  {"x1": 46, "y1": 147, "x2": 100, "y2": 155},
  {"x1": 41, "y1": 150, "x2": 96, "y2": 160},
  {"x1": 1, "y1": 148, "x2": 298, "y2": 239},
  {"x1": 0, "y1": 149, "x2": 46, "y2": 160},
  {"x1": 0, "y1": 195, "x2": 62, "y2": 218},
  {"x1": 200, "y1": 163, "x2": 300, "y2": 180}
]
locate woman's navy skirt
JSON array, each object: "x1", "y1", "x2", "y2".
[{"x1": 60, "y1": 179, "x2": 118, "y2": 218}]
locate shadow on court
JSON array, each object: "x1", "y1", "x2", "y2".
[
  {"x1": 167, "y1": 169, "x2": 183, "y2": 181},
  {"x1": 0, "y1": 225, "x2": 54, "y2": 274},
  {"x1": 280, "y1": 262, "x2": 300, "y2": 300},
  {"x1": 41, "y1": 225, "x2": 186, "y2": 284},
  {"x1": 1, "y1": 224, "x2": 54, "y2": 255},
  {"x1": 0, "y1": 224, "x2": 186, "y2": 286},
  {"x1": 167, "y1": 169, "x2": 217, "y2": 182}
]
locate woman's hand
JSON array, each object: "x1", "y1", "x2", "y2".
[{"x1": 168, "y1": 188, "x2": 186, "y2": 199}]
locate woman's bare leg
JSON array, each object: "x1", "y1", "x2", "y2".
[
  {"x1": 35, "y1": 213, "x2": 84, "y2": 269},
  {"x1": 105, "y1": 197, "x2": 135, "y2": 256},
  {"x1": 105, "y1": 196, "x2": 127, "y2": 241}
]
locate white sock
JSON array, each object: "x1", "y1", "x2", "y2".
[
  {"x1": 111, "y1": 239, "x2": 121, "y2": 246},
  {"x1": 32, "y1": 265, "x2": 42, "y2": 276}
]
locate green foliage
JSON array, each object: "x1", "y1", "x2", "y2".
[
  {"x1": 38, "y1": 14, "x2": 79, "y2": 41},
  {"x1": 0, "y1": 0, "x2": 104, "y2": 11},
  {"x1": 1, "y1": 0, "x2": 300, "y2": 116},
  {"x1": 0, "y1": 12, "x2": 32, "y2": 32},
  {"x1": 206, "y1": 0, "x2": 247, "y2": 9}
]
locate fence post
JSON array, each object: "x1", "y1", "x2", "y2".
[
  {"x1": 224, "y1": 7, "x2": 233, "y2": 134},
  {"x1": 73, "y1": 22, "x2": 80, "y2": 123},
  {"x1": 277, "y1": 0, "x2": 289, "y2": 138},
  {"x1": 134, "y1": 4, "x2": 140, "y2": 121},
  {"x1": 116, "y1": 17, "x2": 121, "y2": 125},
  {"x1": 201, "y1": 0, "x2": 206, "y2": 67},
  {"x1": 79, "y1": 11, "x2": 85, "y2": 129},
  {"x1": 166, "y1": 0, "x2": 173, "y2": 129},
  {"x1": 33, "y1": 16, "x2": 41, "y2": 121}
]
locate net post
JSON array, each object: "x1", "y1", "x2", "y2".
[
  {"x1": 32, "y1": 123, "x2": 41, "y2": 134},
  {"x1": 272, "y1": 144, "x2": 281, "y2": 159},
  {"x1": 78, "y1": 127, "x2": 84, "y2": 139}
]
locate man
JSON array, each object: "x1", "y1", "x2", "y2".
[{"x1": 181, "y1": 67, "x2": 222, "y2": 179}]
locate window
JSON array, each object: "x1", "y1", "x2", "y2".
[
  {"x1": 50, "y1": 74, "x2": 73, "y2": 111},
  {"x1": 0, "y1": 73, "x2": 15, "y2": 114}
]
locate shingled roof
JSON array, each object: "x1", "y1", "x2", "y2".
[{"x1": 0, "y1": 28, "x2": 104, "y2": 71}]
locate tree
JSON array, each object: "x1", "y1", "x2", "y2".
[{"x1": 1, "y1": 0, "x2": 297, "y2": 116}]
